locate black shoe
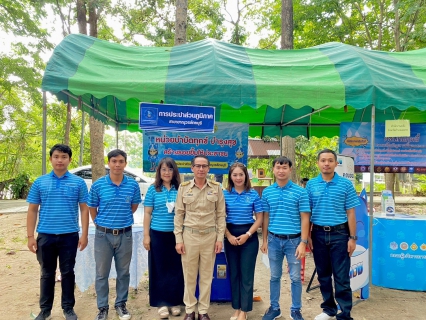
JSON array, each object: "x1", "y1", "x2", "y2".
[
  {"x1": 94, "y1": 307, "x2": 108, "y2": 320},
  {"x1": 115, "y1": 303, "x2": 131, "y2": 320},
  {"x1": 35, "y1": 310, "x2": 52, "y2": 320},
  {"x1": 63, "y1": 309, "x2": 78, "y2": 320}
]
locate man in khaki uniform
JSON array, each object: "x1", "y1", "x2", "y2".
[{"x1": 174, "y1": 155, "x2": 226, "y2": 320}]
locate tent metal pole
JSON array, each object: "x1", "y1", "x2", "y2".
[
  {"x1": 116, "y1": 127, "x2": 119, "y2": 149},
  {"x1": 249, "y1": 123, "x2": 340, "y2": 127},
  {"x1": 79, "y1": 97, "x2": 85, "y2": 166},
  {"x1": 42, "y1": 91, "x2": 47, "y2": 175},
  {"x1": 62, "y1": 90, "x2": 124, "y2": 124},
  {"x1": 283, "y1": 105, "x2": 332, "y2": 126},
  {"x1": 368, "y1": 105, "x2": 375, "y2": 292},
  {"x1": 280, "y1": 126, "x2": 283, "y2": 157}
]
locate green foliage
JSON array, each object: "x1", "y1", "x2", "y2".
[
  {"x1": 8, "y1": 172, "x2": 30, "y2": 199},
  {"x1": 355, "y1": 182, "x2": 386, "y2": 193},
  {"x1": 0, "y1": 100, "x2": 91, "y2": 181},
  {"x1": 104, "y1": 130, "x2": 143, "y2": 169},
  {"x1": 247, "y1": 156, "x2": 276, "y2": 179},
  {"x1": 294, "y1": 136, "x2": 339, "y2": 182},
  {"x1": 252, "y1": 0, "x2": 426, "y2": 51},
  {"x1": 113, "y1": 0, "x2": 225, "y2": 46},
  {"x1": 413, "y1": 174, "x2": 426, "y2": 195}
]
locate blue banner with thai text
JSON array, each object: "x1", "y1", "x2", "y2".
[
  {"x1": 139, "y1": 102, "x2": 215, "y2": 133},
  {"x1": 143, "y1": 122, "x2": 248, "y2": 174},
  {"x1": 339, "y1": 122, "x2": 426, "y2": 173}
]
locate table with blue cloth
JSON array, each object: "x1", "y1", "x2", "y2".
[
  {"x1": 372, "y1": 213, "x2": 426, "y2": 291},
  {"x1": 75, "y1": 208, "x2": 147, "y2": 292}
]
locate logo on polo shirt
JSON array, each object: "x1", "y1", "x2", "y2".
[{"x1": 125, "y1": 196, "x2": 131, "y2": 203}]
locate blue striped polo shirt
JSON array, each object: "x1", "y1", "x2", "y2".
[
  {"x1": 27, "y1": 171, "x2": 88, "y2": 234},
  {"x1": 143, "y1": 184, "x2": 178, "y2": 232},
  {"x1": 224, "y1": 188, "x2": 263, "y2": 224},
  {"x1": 88, "y1": 175, "x2": 142, "y2": 229},
  {"x1": 262, "y1": 181, "x2": 310, "y2": 235},
  {"x1": 306, "y1": 173, "x2": 360, "y2": 226}
]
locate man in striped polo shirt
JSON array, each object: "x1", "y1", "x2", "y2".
[
  {"x1": 88, "y1": 149, "x2": 142, "y2": 320},
  {"x1": 27, "y1": 144, "x2": 89, "y2": 320},
  {"x1": 306, "y1": 149, "x2": 359, "y2": 320},
  {"x1": 261, "y1": 156, "x2": 311, "y2": 320}
]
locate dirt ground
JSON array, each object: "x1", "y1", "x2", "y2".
[{"x1": 1, "y1": 211, "x2": 425, "y2": 320}]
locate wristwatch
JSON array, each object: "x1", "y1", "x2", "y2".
[
  {"x1": 300, "y1": 239, "x2": 308, "y2": 244},
  {"x1": 246, "y1": 231, "x2": 252, "y2": 238},
  {"x1": 349, "y1": 235, "x2": 358, "y2": 240}
]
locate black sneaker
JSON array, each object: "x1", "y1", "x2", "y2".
[
  {"x1": 34, "y1": 310, "x2": 52, "y2": 320},
  {"x1": 63, "y1": 309, "x2": 78, "y2": 320},
  {"x1": 115, "y1": 303, "x2": 131, "y2": 320},
  {"x1": 94, "y1": 307, "x2": 108, "y2": 320}
]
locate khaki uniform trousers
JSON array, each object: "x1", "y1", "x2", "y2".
[{"x1": 181, "y1": 230, "x2": 217, "y2": 314}]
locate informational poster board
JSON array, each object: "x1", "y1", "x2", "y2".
[
  {"x1": 339, "y1": 122, "x2": 426, "y2": 173},
  {"x1": 143, "y1": 122, "x2": 248, "y2": 174},
  {"x1": 335, "y1": 154, "x2": 355, "y2": 186}
]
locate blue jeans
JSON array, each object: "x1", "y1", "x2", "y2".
[
  {"x1": 267, "y1": 233, "x2": 302, "y2": 311},
  {"x1": 311, "y1": 228, "x2": 353, "y2": 320},
  {"x1": 36, "y1": 232, "x2": 79, "y2": 312},
  {"x1": 94, "y1": 229, "x2": 133, "y2": 309}
]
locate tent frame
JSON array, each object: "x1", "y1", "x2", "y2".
[{"x1": 41, "y1": 91, "x2": 377, "y2": 297}]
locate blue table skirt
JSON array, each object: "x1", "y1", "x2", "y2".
[
  {"x1": 372, "y1": 214, "x2": 426, "y2": 291},
  {"x1": 75, "y1": 225, "x2": 147, "y2": 292}
]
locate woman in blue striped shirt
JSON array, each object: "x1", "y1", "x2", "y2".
[
  {"x1": 143, "y1": 157, "x2": 184, "y2": 319},
  {"x1": 224, "y1": 163, "x2": 263, "y2": 320}
]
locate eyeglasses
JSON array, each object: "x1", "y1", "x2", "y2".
[
  {"x1": 193, "y1": 164, "x2": 209, "y2": 169},
  {"x1": 161, "y1": 168, "x2": 174, "y2": 173}
]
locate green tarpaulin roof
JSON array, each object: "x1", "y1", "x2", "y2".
[{"x1": 42, "y1": 34, "x2": 426, "y2": 138}]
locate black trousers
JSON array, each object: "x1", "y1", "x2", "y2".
[
  {"x1": 36, "y1": 232, "x2": 79, "y2": 312},
  {"x1": 224, "y1": 223, "x2": 259, "y2": 312},
  {"x1": 148, "y1": 229, "x2": 184, "y2": 307}
]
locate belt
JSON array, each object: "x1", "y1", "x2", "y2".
[
  {"x1": 269, "y1": 231, "x2": 301, "y2": 239},
  {"x1": 96, "y1": 225, "x2": 132, "y2": 235},
  {"x1": 183, "y1": 226, "x2": 216, "y2": 234},
  {"x1": 312, "y1": 222, "x2": 348, "y2": 232}
]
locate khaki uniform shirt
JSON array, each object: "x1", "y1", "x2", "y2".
[{"x1": 174, "y1": 179, "x2": 226, "y2": 244}]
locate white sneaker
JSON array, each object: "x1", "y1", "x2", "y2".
[{"x1": 314, "y1": 312, "x2": 335, "y2": 320}]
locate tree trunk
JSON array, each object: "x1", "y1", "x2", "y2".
[
  {"x1": 76, "y1": 0, "x2": 87, "y2": 34},
  {"x1": 282, "y1": 136, "x2": 296, "y2": 182},
  {"x1": 280, "y1": 1, "x2": 295, "y2": 182},
  {"x1": 88, "y1": 0, "x2": 98, "y2": 38},
  {"x1": 175, "y1": 0, "x2": 188, "y2": 183},
  {"x1": 281, "y1": 0, "x2": 293, "y2": 50},
  {"x1": 395, "y1": 174, "x2": 400, "y2": 192},
  {"x1": 88, "y1": 1, "x2": 104, "y2": 181},
  {"x1": 385, "y1": 173, "x2": 396, "y2": 200},
  {"x1": 77, "y1": 0, "x2": 105, "y2": 182},
  {"x1": 393, "y1": 0, "x2": 401, "y2": 52},
  {"x1": 175, "y1": 0, "x2": 188, "y2": 46},
  {"x1": 89, "y1": 117, "x2": 105, "y2": 180}
]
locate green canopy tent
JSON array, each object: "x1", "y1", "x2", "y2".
[{"x1": 42, "y1": 34, "x2": 426, "y2": 139}]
